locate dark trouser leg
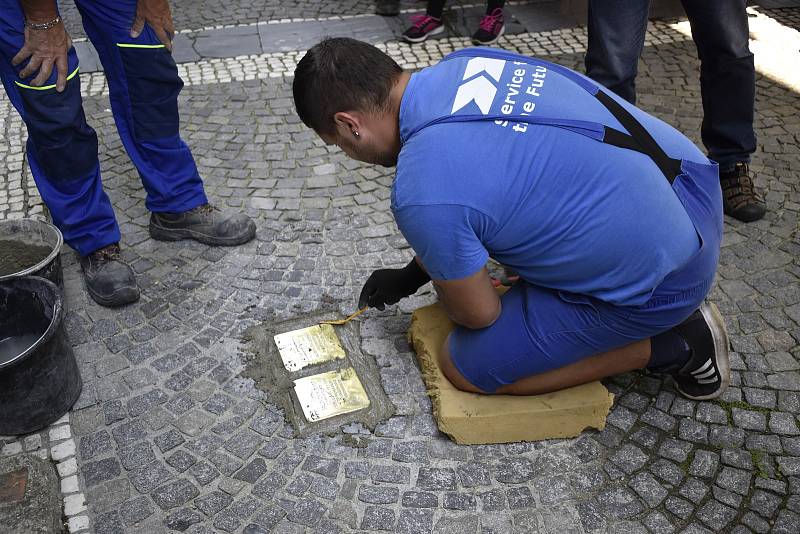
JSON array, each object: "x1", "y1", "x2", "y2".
[
  {"x1": 486, "y1": 0, "x2": 505, "y2": 13},
  {"x1": 0, "y1": 2, "x2": 120, "y2": 256},
  {"x1": 375, "y1": 0, "x2": 401, "y2": 16},
  {"x1": 681, "y1": 0, "x2": 755, "y2": 169},
  {"x1": 585, "y1": 0, "x2": 650, "y2": 104},
  {"x1": 427, "y1": 0, "x2": 447, "y2": 18}
]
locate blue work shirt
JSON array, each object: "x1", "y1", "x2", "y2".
[{"x1": 393, "y1": 49, "x2": 705, "y2": 306}]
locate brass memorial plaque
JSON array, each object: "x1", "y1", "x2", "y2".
[
  {"x1": 293, "y1": 367, "x2": 371, "y2": 422},
  {"x1": 274, "y1": 323, "x2": 346, "y2": 371}
]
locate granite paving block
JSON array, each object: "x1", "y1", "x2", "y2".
[
  {"x1": 194, "y1": 25, "x2": 263, "y2": 59},
  {"x1": 14, "y1": 7, "x2": 800, "y2": 534}
]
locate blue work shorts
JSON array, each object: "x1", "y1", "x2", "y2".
[{"x1": 450, "y1": 159, "x2": 724, "y2": 393}]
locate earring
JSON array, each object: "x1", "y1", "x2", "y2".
[{"x1": 353, "y1": 131, "x2": 360, "y2": 138}]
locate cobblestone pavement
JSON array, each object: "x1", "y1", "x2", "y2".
[
  {"x1": 0, "y1": 101, "x2": 43, "y2": 220},
  {"x1": 66, "y1": 1, "x2": 577, "y2": 74},
  {"x1": 59, "y1": 1, "x2": 542, "y2": 40},
  {"x1": 2, "y1": 3, "x2": 800, "y2": 534}
]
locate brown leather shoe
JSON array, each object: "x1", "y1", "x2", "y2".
[{"x1": 720, "y1": 162, "x2": 766, "y2": 223}]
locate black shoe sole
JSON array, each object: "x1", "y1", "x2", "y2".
[
  {"x1": 724, "y1": 206, "x2": 766, "y2": 223},
  {"x1": 149, "y1": 222, "x2": 256, "y2": 247},
  {"x1": 85, "y1": 284, "x2": 140, "y2": 308},
  {"x1": 675, "y1": 302, "x2": 730, "y2": 400}
]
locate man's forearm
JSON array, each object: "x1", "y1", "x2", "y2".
[
  {"x1": 19, "y1": 0, "x2": 59, "y2": 23},
  {"x1": 414, "y1": 256, "x2": 500, "y2": 329},
  {"x1": 432, "y1": 269, "x2": 501, "y2": 330}
]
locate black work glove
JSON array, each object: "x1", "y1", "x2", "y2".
[{"x1": 358, "y1": 258, "x2": 431, "y2": 310}]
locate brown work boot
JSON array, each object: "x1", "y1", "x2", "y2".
[{"x1": 720, "y1": 162, "x2": 766, "y2": 223}]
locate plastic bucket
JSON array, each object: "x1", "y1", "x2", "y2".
[
  {"x1": 0, "y1": 276, "x2": 81, "y2": 435},
  {"x1": 0, "y1": 218, "x2": 64, "y2": 288}
]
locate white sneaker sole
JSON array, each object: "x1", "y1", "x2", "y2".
[{"x1": 676, "y1": 301, "x2": 730, "y2": 400}]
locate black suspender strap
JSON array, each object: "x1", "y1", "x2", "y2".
[
  {"x1": 426, "y1": 49, "x2": 684, "y2": 184},
  {"x1": 595, "y1": 91, "x2": 683, "y2": 184}
]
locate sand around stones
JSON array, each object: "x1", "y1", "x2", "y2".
[{"x1": 408, "y1": 302, "x2": 615, "y2": 445}]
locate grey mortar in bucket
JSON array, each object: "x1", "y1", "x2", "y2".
[
  {"x1": 0, "y1": 276, "x2": 81, "y2": 435},
  {"x1": 0, "y1": 218, "x2": 64, "y2": 288}
]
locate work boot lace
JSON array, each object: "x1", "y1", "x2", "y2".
[
  {"x1": 721, "y1": 163, "x2": 763, "y2": 211},
  {"x1": 89, "y1": 243, "x2": 121, "y2": 263},
  {"x1": 478, "y1": 8, "x2": 503, "y2": 32},
  {"x1": 410, "y1": 14, "x2": 439, "y2": 29},
  {"x1": 189, "y1": 203, "x2": 220, "y2": 215}
]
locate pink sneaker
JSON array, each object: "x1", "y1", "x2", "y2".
[
  {"x1": 402, "y1": 14, "x2": 444, "y2": 43},
  {"x1": 472, "y1": 8, "x2": 505, "y2": 45}
]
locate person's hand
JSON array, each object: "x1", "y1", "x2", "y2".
[
  {"x1": 358, "y1": 258, "x2": 431, "y2": 310},
  {"x1": 12, "y1": 21, "x2": 72, "y2": 92},
  {"x1": 131, "y1": 0, "x2": 175, "y2": 51}
]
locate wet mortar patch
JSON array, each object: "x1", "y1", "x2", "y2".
[
  {"x1": 242, "y1": 311, "x2": 394, "y2": 437},
  {"x1": 0, "y1": 240, "x2": 52, "y2": 277}
]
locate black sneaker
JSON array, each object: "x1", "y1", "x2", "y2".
[
  {"x1": 720, "y1": 162, "x2": 766, "y2": 223},
  {"x1": 375, "y1": 0, "x2": 400, "y2": 16},
  {"x1": 671, "y1": 302, "x2": 730, "y2": 400},
  {"x1": 402, "y1": 15, "x2": 444, "y2": 43},
  {"x1": 79, "y1": 244, "x2": 140, "y2": 307},
  {"x1": 149, "y1": 204, "x2": 256, "y2": 246},
  {"x1": 471, "y1": 8, "x2": 505, "y2": 45}
]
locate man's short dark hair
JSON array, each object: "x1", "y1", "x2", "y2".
[{"x1": 293, "y1": 37, "x2": 403, "y2": 135}]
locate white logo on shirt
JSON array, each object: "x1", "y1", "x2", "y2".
[{"x1": 451, "y1": 57, "x2": 506, "y2": 115}]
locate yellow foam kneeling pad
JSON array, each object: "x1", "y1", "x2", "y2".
[{"x1": 408, "y1": 302, "x2": 615, "y2": 445}]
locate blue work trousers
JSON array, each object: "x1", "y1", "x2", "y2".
[
  {"x1": 585, "y1": 0, "x2": 756, "y2": 170},
  {"x1": 0, "y1": 0, "x2": 207, "y2": 256}
]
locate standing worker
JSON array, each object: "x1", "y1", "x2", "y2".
[
  {"x1": 585, "y1": 0, "x2": 766, "y2": 223},
  {"x1": 0, "y1": 0, "x2": 256, "y2": 307},
  {"x1": 294, "y1": 39, "x2": 730, "y2": 401}
]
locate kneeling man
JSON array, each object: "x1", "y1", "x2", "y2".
[{"x1": 292, "y1": 38, "x2": 729, "y2": 400}]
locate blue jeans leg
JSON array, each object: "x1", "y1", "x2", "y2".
[
  {"x1": 585, "y1": 0, "x2": 650, "y2": 104},
  {"x1": 681, "y1": 0, "x2": 755, "y2": 169}
]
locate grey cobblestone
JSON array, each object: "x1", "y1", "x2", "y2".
[
  {"x1": 696, "y1": 499, "x2": 737, "y2": 531},
  {"x1": 361, "y1": 505, "x2": 396, "y2": 530},
  {"x1": 83, "y1": 457, "x2": 122, "y2": 488},
  {"x1": 130, "y1": 460, "x2": 174, "y2": 493},
  {"x1": 630, "y1": 471, "x2": 669, "y2": 507},
  {"x1": 3, "y1": 5, "x2": 798, "y2": 533},
  {"x1": 396, "y1": 508, "x2": 435, "y2": 533},
  {"x1": 680, "y1": 478, "x2": 709, "y2": 503},
  {"x1": 479, "y1": 489, "x2": 506, "y2": 512},
  {"x1": 286, "y1": 498, "x2": 327, "y2": 526},
  {"x1": 151, "y1": 479, "x2": 200, "y2": 510},
  {"x1": 417, "y1": 467, "x2": 459, "y2": 490},
  {"x1": 359, "y1": 484, "x2": 400, "y2": 504}
]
